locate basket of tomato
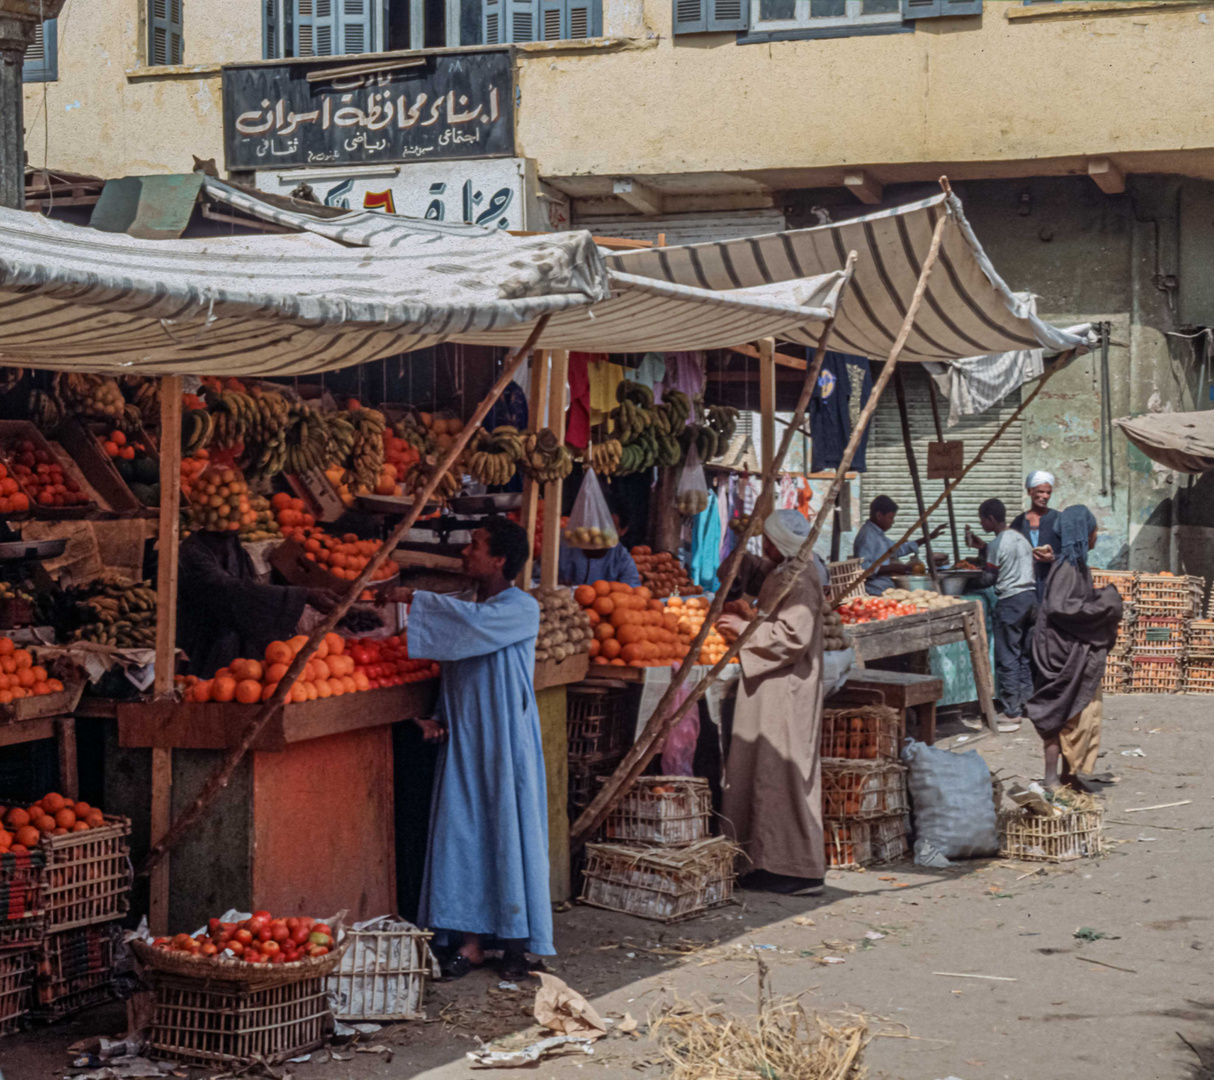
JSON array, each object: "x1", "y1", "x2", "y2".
[{"x1": 131, "y1": 910, "x2": 347, "y2": 989}]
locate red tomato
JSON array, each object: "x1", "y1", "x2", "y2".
[
  {"x1": 271, "y1": 920, "x2": 290, "y2": 942},
  {"x1": 262, "y1": 940, "x2": 280, "y2": 956},
  {"x1": 291, "y1": 924, "x2": 310, "y2": 946},
  {"x1": 227, "y1": 940, "x2": 244, "y2": 956},
  {"x1": 235, "y1": 928, "x2": 253, "y2": 945}
]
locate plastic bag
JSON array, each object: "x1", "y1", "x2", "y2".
[
  {"x1": 675, "y1": 444, "x2": 710, "y2": 517},
  {"x1": 563, "y1": 468, "x2": 619, "y2": 549},
  {"x1": 902, "y1": 739, "x2": 998, "y2": 863},
  {"x1": 660, "y1": 662, "x2": 699, "y2": 775}
]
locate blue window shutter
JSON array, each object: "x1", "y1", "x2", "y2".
[
  {"x1": 483, "y1": 0, "x2": 503, "y2": 42},
  {"x1": 672, "y1": 0, "x2": 707, "y2": 34},
  {"x1": 565, "y1": 0, "x2": 602, "y2": 38},
  {"x1": 506, "y1": 0, "x2": 539, "y2": 41},
  {"x1": 23, "y1": 19, "x2": 57, "y2": 82},
  {"x1": 150, "y1": 0, "x2": 184, "y2": 65},
  {"x1": 264, "y1": 0, "x2": 279, "y2": 57},
  {"x1": 540, "y1": 0, "x2": 564, "y2": 39},
  {"x1": 901, "y1": 0, "x2": 940, "y2": 15},
  {"x1": 941, "y1": 0, "x2": 981, "y2": 14},
  {"x1": 707, "y1": 0, "x2": 746, "y2": 31},
  {"x1": 339, "y1": 0, "x2": 374, "y2": 53},
  {"x1": 296, "y1": 0, "x2": 336, "y2": 55}
]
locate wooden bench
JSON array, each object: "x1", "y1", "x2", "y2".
[{"x1": 828, "y1": 669, "x2": 944, "y2": 746}]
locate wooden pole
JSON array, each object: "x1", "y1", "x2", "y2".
[
  {"x1": 759, "y1": 337, "x2": 776, "y2": 475},
  {"x1": 140, "y1": 316, "x2": 553, "y2": 878},
  {"x1": 572, "y1": 213, "x2": 951, "y2": 848},
  {"x1": 963, "y1": 605, "x2": 999, "y2": 733},
  {"x1": 517, "y1": 352, "x2": 550, "y2": 588},
  {"x1": 926, "y1": 377, "x2": 960, "y2": 563},
  {"x1": 149, "y1": 374, "x2": 182, "y2": 935},
  {"x1": 570, "y1": 256, "x2": 858, "y2": 849},
  {"x1": 894, "y1": 366, "x2": 940, "y2": 589},
  {"x1": 540, "y1": 350, "x2": 568, "y2": 592}
]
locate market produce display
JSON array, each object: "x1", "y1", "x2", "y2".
[
  {"x1": 880, "y1": 588, "x2": 968, "y2": 611},
  {"x1": 469, "y1": 425, "x2": 523, "y2": 486},
  {"x1": 629, "y1": 546, "x2": 702, "y2": 597},
  {"x1": 151, "y1": 912, "x2": 335, "y2": 964},
  {"x1": 563, "y1": 521, "x2": 618, "y2": 549},
  {"x1": 182, "y1": 631, "x2": 436, "y2": 703},
  {"x1": 822, "y1": 601, "x2": 852, "y2": 651},
  {"x1": 532, "y1": 588, "x2": 593, "y2": 663},
  {"x1": 0, "y1": 463, "x2": 31, "y2": 516},
  {"x1": 836, "y1": 589, "x2": 966, "y2": 624},
  {"x1": 576, "y1": 581, "x2": 690, "y2": 668},
  {"x1": 186, "y1": 466, "x2": 253, "y2": 533},
  {"x1": 66, "y1": 579, "x2": 157, "y2": 648},
  {"x1": 100, "y1": 429, "x2": 161, "y2": 507},
  {"x1": 272, "y1": 495, "x2": 397, "y2": 582},
  {"x1": 666, "y1": 595, "x2": 738, "y2": 665},
  {"x1": 54, "y1": 373, "x2": 127, "y2": 424},
  {"x1": 239, "y1": 493, "x2": 282, "y2": 542},
  {"x1": 2, "y1": 438, "x2": 87, "y2": 509},
  {"x1": 522, "y1": 429, "x2": 574, "y2": 484},
  {"x1": 610, "y1": 382, "x2": 685, "y2": 475},
  {"x1": 675, "y1": 488, "x2": 709, "y2": 516},
  {"x1": 0, "y1": 792, "x2": 103, "y2": 853}
]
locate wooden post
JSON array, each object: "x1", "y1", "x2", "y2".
[
  {"x1": 539, "y1": 350, "x2": 568, "y2": 592},
  {"x1": 894, "y1": 366, "x2": 940, "y2": 589},
  {"x1": 149, "y1": 375, "x2": 182, "y2": 935},
  {"x1": 927, "y1": 377, "x2": 960, "y2": 563},
  {"x1": 55, "y1": 717, "x2": 77, "y2": 800},
  {"x1": 962, "y1": 606, "x2": 999, "y2": 732},
  {"x1": 142, "y1": 317, "x2": 553, "y2": 877},
  {"x1": 517, "y1": 352, "x2": 550, "y2": 588},
  {"x1": 759, "y1": 337, "x2": 776, "y2": 475}
]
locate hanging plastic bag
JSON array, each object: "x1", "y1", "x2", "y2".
[
  {"x1": 660, "y1": 662, "x2": 699, "y2": 776},
  {"x1": 674, "y1": 444, "x2": 710, "y2": 517},
  {"x1": 563, "y1": 468, "x2": 619, "y2": 549}
]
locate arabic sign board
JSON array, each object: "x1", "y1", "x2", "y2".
[
  {"x1": 926, "y1": 440, "x2": 964, "y2": 480},
  {"x1": 223, "y1": 50, "x2": 515, "y2": 171}
]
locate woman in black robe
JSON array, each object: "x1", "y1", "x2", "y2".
[{"x1": 1024, "y1": 505, "x2": 1122, "y2": 790}]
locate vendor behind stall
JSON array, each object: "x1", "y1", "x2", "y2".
[
  {"x1": 176, "y1": 476, "x2": 336, "y2": 677},
  {"x1": 1010, "y1": 470, "x2": 1062, "y2": 601},
  {"x1": 853, "y1": 496, "x2": 943, "y2": 595},
  {"x1": 557, "y1": 508, "x2": 640, "y2": 587}
]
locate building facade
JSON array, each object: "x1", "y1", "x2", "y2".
[{"x1": 21, "y1": 0, "x2": 1214, "y2": 573}]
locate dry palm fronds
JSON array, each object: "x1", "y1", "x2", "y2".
[{"x1": 650, "y1": 961, "x2": 869, "y2": 1079}]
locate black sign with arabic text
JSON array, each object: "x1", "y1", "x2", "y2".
[{"x1": 222, "y1": 50, "x2": 515, "y2": 171}]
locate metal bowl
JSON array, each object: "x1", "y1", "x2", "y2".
[
  {"x1": 891, "y1": 575, "x2": 934, "y2": 592},
  {"x1": 938, "y1": 569, "x2": 982, "y2": 596},
  {"x1": 0, "y1": 537, "x2": 67, "y2": 562}
]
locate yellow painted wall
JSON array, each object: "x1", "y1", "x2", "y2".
[{"x1": 24, "y1": 0, "x2": 1214, "y2": 182}]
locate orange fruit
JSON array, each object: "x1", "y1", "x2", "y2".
[
  {"x1": 235, "y1": 680, "x2": 261, "y2": 704},
  {"x1": 574, "y1": 585, "x2": 597, "y2": 607},
  {"x1": 287, "y1": 635, "x2": 309, "y2": 655},
  {"x1": 12, "y1": 650, "x2": 31, "y2": 670},
  {"x1": 34, "y1": 816, "x2": 55, "y2": 834},
  {"x1": 54, "y1": 808, "x2": 75, "y2": 828},
  {"x1": 4, "y1": 808, "x2": 28, "y2": 829},
  {"x1": 265, "y1": 662, "x2": 289, "y2": 683},
  {"x1": 264, "y1": 641, "x2": 292, "y2": 666},
  {"x1": 46, "y1": 679, "x2": 63, "y2": 693},
  {"x1": 73, "y1": 802, "x2": 91, "y2": 818},
  {"x1": 290, "y1": 683, "x2": 308, "y2": 704},
  {"x1": 41, "y1": 792, "x2": 65, "y2": 813},
  {"x1": 191, "y1": 680, "x2": 213, "y2": 703},
  {"x1": 32, "y1": 682, "x2": 49, "y2": 697},
  {"x1": 341, "y1": 675, "x2": 357, "y2": 694},
  {"x1": 601, "y1": 638, "x2": 622, "y2": 660},
  {"x1": 592, "y1": 596, "x2": 615, "y2": 616},
  {"x1": 212, "y1": 676, "x2": 237, "y2": 703},
  {"x1": 72, "y1": 821, "x2": 90, "y2": 832},
  {"x1": 0, "y1": 829, "x2": 10, "y2": 849},
  {"x1": 0, "y1": 638, "x2": 13, "y2": 657},
  {"x1": 352, "y1": 672, "x2": 370, "y2": 692},
  {"x1": 328, "y1": 677, "x2": 345, "y2": 697},
  {"x1": 29, "y1": 666, "x2": 47, "y2": 683},
  {"x1": 261, "y1": 682, "x2": 278, "y2": 702},
  {"x1": 323, "y1": 632, "x2": 344, "y2": 657},
  {"x1": 14, "y1": 825, "x2": 39, "y2": 848},
  {"x1": 592, "y1": 580, "x2": 611, "y2": 597}
]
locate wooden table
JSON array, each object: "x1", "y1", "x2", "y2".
[
  {"x1": 829, "y1": 669, "x2": 944, "y2": 745},
  {"x1": 844, "y1": 600, "x2": 998, "y2": 732}
]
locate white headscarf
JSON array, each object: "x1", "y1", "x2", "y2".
[
  {"x1": 763, "y1": 509, "x2": 810, "y2": 559},
  {"x1": 1025, "y1": 470, "x2": 1056, "y2": 491}
]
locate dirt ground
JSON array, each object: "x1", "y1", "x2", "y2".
[{"x1": 3, "y1": 693, "x2": 1212, "y2": 1080}]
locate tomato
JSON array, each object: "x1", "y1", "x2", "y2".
[
  {"x1": 270, "y1": 952, "x2": 286, "y2": 964},
  {"x1": 201, "y1": 943, "x2": 218, "y2": 956},
  {"x1": 261, "y1": 940, "x2": 280, "y2": 956},
  {"x1": 235, "y1": 929, "x2": 253, "y2": 945},
  {"x1": 247, "y1": 914, "x2": 269, "y2": 935},
  {"x1": 245, "y1": 952, "x2": 267, "y2": 964},
  {"x1": 258, "y1": 926, "x2": 272, "y2": 942},
  {"x1": 208, "y1": 918, "x2": 222, "y2": 936},
  {"x1": 253, "y1": 910, "x2": 271, "y2": 920},
  {"x1": 271, "y1": 921, "x2": 290, "y2": 943},
  {"x1": 227, "y1": 941, "x2": 244, "y2": 956}
]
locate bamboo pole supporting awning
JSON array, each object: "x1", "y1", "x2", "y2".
[{"x1": 0, "y1": 180, "x2": 1084, "y2": 375}]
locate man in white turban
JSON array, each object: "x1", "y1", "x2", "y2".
[
  {"x1": 717, "y1": 509, "x2": 827, "y2": 896},
  {"x1": 1010, "y1": 471, "x2": 1061, "y2": 601}
]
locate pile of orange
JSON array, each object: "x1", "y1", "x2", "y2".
[
  {"x1": 270, "y1": 494, "x2": 395, "y2": 584},
  {"x1": 0, "y1": 463, "x2": 30, "y2": 516},
  {"x1": 0, "y1": 638, "x2": 64, "y2": 703},
  {"x1": 180, "y1": 449, "x2": 210, "y2": 496},
  {"x1": 100, "y1": 429, "x2": 137, "y2": 461},
  {"x1": 574, "y1": 581, "x2": 690, "y2": 668},
  {"x1": 183, "y1": 632, "x2": 369, "y2": 704},
  {"x1": 0, "y1": 792, "x2": 106, "y2": 853},
  {"x1": 630, "y1": 546, "x2": 702, "y2": 598},
  {"x1": 667, "y1": 596, "x2": 737, "y2": 665}
]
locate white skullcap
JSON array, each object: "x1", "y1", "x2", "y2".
[
  {"x1": 1026, "y1": 470, "x2": 1056, "y2": 490},
  {"x1": 763, "y1": 509, "x2": 811, "y2": 559}
]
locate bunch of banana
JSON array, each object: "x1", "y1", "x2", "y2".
[
  {"x1": 469, "y1": 425, "x2": 522, "y2": 487},
  {"x1": 241, "y1": 390, "x2": 293, "y2": 480},
  {"x1": 0, "y1": 368, "x2": 24, "y2": 397},
  {"x1": 343, "y1": 408, "x2": 387, "y2": 490},
  {"x1": 28, "y1": 389, "x2": 63, "y2": 434},
  {"x1": 326, "y1": 413, "x2": 357, "y2": 467},
  {"x1": 246, "y1": 428, "x2": 287, "y2": 481},
  {"x1": 706, "y1": 404, "x2": 739, "y2": 443},
  {"x1": 122, "y1": 377, "x2": 161, "y2": 425},
  {"x1": 683, "y1": 423, "x2": 724, "y2": 463},
  {"x1": 283, "y1": 403, "x2": 331, "y2": 474},
  {"x1": 394, "y1": 416, "x2": 435, "y2": 456},
  {"x1": 589, "y1": 439, "x2": 622, "y2": 477},
  {"x1": 401, "y1": 458, "x2": 461, "y2": 502},
  {"x1": 206, "y1": 388, "x2": 258, "y2": 448},
  {"x1": 663, "y1": 389, "x2": 692, "y2": 427},
  {"x1": 55, "y1": 373, "x2": 126, "y2": 421},
  {"x1": 72, "y1": 580, "x2": 158, "y2": 649},
  {"x1": 522, "y1": 429, "x2": 573, "y2": 484},
  {"x1": 182, "y1": 407, "x2": 215, "y2": 454}
]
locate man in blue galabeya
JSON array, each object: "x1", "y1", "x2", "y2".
[{"x1": 395, "y1": 517, "x2": 552, "y2": 981}]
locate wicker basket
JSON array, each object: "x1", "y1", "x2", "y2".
[
  {"x1": 1187, "y1": 619, "x2": 1214, "y2": 657},
  {"x1": 566, "y1": 685, "x2": 633, "y2": 763},
  {"x1": 599, "y1": 776, "x2": 712, "y2": 847},
  {"x1": 1091, "y1": 569, "x2": 1137, "y2": 603},
  {"x1": 871, "y1": 815, "x2": 910, "y2": 864},
  {"x1": 327, "y1": 920, "x2": 434, "y2": 1022},
  {"x1": 820, "y1": 705, "x2": 900, "y2": 762},
  {"x1": 0, "y1": 849, "x2": 45, "y2": 950},
  {"x1": 1131, "y1": 616, "x2": 1188, "y2": 656},
  {"x1": 32, "y1": 922, "x2": 118, "y2": 1020},
  {"x1": 1127, "y1": 654, "x2": 1183, "y2": 694},
  {"x1": 1183, "y1": 655, "x2": 1214, "y2": 694},
  {"x1": 568, "y1": 751, "x2": 625, "y2": 820},
  {"x1": 827, "y1": 558, "x2": 866, "y2": 604},
  {"x1": 821, "y1": 761, "x2": 908, "y2": 820},
  {"x1": 999, "y1": 807, "x2": 1103, "y2": 862},
  {"x1": 148, "y1": 973, "x2": 331, "y2": 1067},
  {"x1": 579, "y1": 837, "x2": 738, "y2": 924},
  {"x1": 1101, "y1": 656, "x2": 1129, "y2": 696},
  {"x1": 0, "y1": 948, "x2": 32, "y2": 1034},
  {"x1": 1136, "y1": 574, "x2": 1204, "y2": 618},
  {"x1": 824, "y1": 815, "x2": 907, "y2": 870},
  {"x1": 41, "y1": 814, "x2": 132, "y2": 931}
]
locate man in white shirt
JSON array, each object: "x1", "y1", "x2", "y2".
[
  {"x1": 972, "y1": 498, "x2": 1037, "y2": 729},
  {"x1": 853, "y1": 496, "x2": 943, "y2": 596}
]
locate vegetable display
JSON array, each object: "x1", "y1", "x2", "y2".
[
  {"x1": 151, "y1": 912, "x2": 335, "y2": 965},
  {"x1": 576, "y1": 582, "x2": 690, "y2": 668},
  {"x1": 531, "y1": 588, "x2": 593, "y2": 663},
  {"x1": 1, "y1": 792, "x2": 106, "y2": 854}
]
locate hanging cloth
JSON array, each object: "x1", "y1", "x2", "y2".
[
  {"x1": 634, "y1": 353, "x2": 667, "y2": 401},
  {"x1": 689, "y1": 500, "x2": 723, "y2": 592},
  {"x1": 565, "y1": 352, "x2": 592, "y2": 449},
  {"x1": 586, "y1": 357, "x2": 624, "y2": 431},
  {"x1": 809, "y1": 351, "x2": 873, "y2": 473}
]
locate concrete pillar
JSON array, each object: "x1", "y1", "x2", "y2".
[{"x1": 0, "y1": 17, "x2": 27, "y2": 210}]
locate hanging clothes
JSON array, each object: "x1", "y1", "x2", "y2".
[
  {"x1": 634, "y1": 353, "x2": 666, "y2": 401},
  {"x1": 689, "y1": 501, "x2": 723, "y2": 592},
  {"x1": 809, "y1": 351, "x2": 873, "y2": 473},
  {"x1": 485, "y1": 379, "x2": 528, "y2": 434},
  {"x1": 661, "y1": 352, "x2": 706, "y2": 403},
  {"x1": 586, "y1": 357, "x2": 624, "y2": 431},
  {"x1": 565, "y1": 352, "x2": 592, "y2": 450}
]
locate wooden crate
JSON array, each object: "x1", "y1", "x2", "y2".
[
  {"x1": 999, "y1": 807, "x2": 1103, "y2": 862},
  {"x1": 53, "y1": 418, "x2": 147, "y2": 515},
  {"x1": 149, "y1": 974, "x2": 331, "y2": 1067},
  {"x1": 822, "y1": 761, "x2": 908, "y2": 820},
  {"x1": 0, "y1": 421, "x2": 98, "y2": 520},
  {"x1": 825, "y1": 815, "x2": 907, "y2": 870},
  {"x1": 1188, "y1": 619, "x2": 1214, "y2": 657},
  {"x1": 871, "y1": 814, "x2": 910, "y2": 864},
  {"x1": 0, "y1": 849, "x2": 45, "y2": 951},
  {"x1": 1131, "y1": 616, "x2": 1188, "y2": 656},
  {"x1": 566, "y1": 684, "x2": 633, "y2": 762},
  {"x1": 327, "y1": 922, "x2": 434, "y2": 1022},
  {"x1": 1127, "y1": 654, "x2": 1183, "y2": 694},
  {"x1": 568, "y1": 751, "x2": 624, "y2": 821},
  {"x1": 820, "y1": 705, "x2": 900, "y2": 762},
  {"x1": 41, "y1": 815, "x2": 132, "y2": 931},
  {"x1": 0, "y1": 948, "x2": 33, "y2": 1034},
  {"x1": 1101, "y1": 656, "x2": 1129, "y2": 696},
  {"x1": 1136, "y1": 574, "x2": 1204, "y2": 618},
  {"x1": 0, "y1": 678, "x2": 85, "y2": 725},
  {"x1": 1182, "y1": 655, "x2": 1214, "y2": 695},
  {"x1": 599, "y1": 776, "x2": 712, "y2": 847},
  {"x1": 579, "y1": 837, "x2": 737, "y2": 924},
  {"x1": 32, "y1": 922, "x2": 117, "y2": 1019},
  {"x1": 1091, "y1": 569, "x2": 1137, "y2": 603},
  {"x1": 1112, "y1": 610, "x2": 1136, "y2": 657},
  {"x1": 827, "y1": 558, "x2": 865, "y2": 603}
]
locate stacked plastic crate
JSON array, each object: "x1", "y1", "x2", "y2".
[
  {"x1": 0, "y1": 847, "x2": 46, "y2": 1034},
  {"x1": 1184, "y1": 596, "x2": 1214, "y2": 693},
  {"x1": 1091, "y1": 569, "x2": 1136, "y2": 694},
  {"x1": 1128, "y1": 574, "x2": 1204, "y2": 694},
  {"x1": 819, "y1": 705, "x2": 909, "y2": 869}
]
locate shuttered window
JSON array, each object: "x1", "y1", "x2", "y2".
[
  {"x1": 149, "y1": 0, "x2": 184, "y2": 65},
  {"x1": 23, "y1": 19, "x2": 57, "y2": 82},
  {"x1": 483, "y1": 0, "x2": 601, "y2": 42},
  {"x1": 673, "y1": 0, "x2": 748, "y2": 33},
  {"x1": 861, "y1": 366, "x2": 1023, "y2": 542},
  {"x1": 901, "y1": 0, "x2": 982, "y2": 16},
  {"x1": 264, "y1": 0, "x2": 380, "y2": 57}
]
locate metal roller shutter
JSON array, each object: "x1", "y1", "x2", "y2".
[{"x1": 861, "y1": 366, "x2": 1024, "y2": 543}]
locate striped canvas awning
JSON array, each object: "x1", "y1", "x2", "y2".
[{"x1": 0, "y1": 178, "x2": 1083, "y2": 376}]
